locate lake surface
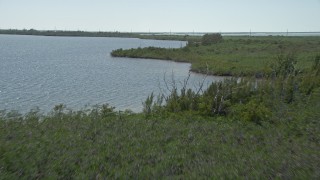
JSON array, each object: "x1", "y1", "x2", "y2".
[{"x1": 0, "y1": 35, "x2": 223, "y2": 113}]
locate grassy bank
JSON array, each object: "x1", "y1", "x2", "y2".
[{"x1": 111, "y1": 36, "x2": 320, "y2": 76}]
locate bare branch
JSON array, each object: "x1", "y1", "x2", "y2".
[{"x1": 196, "y1": 62, "x2": 209, "y2": 95}]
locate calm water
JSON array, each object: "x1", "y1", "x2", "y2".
[{"x1": 0, "y1": 35, "x2": 223, "y2": 113}]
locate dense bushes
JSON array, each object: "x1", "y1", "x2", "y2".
[
  {"x1": 201, "y1": 33, "x2": 223, "y2": 45},
  {"x1": 1, "y1": 105, "x2": 319, "y2": 178},
  {"x1": 301, "y1": 55, "x2": 320, "y2": 94},
  {"x1": 1, "y1": 76, "x2": 320, "y2": 178},
  {"x1": 143, "y1": 55, "x2": 320, "y2": 124}
]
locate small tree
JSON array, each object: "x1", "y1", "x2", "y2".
[{"x1": 202, "y1": 33, "x2": 222, "y2": 45}]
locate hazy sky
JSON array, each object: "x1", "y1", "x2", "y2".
[{"x1": 1, "y1": 0, "x2": 319, "y2": 32}]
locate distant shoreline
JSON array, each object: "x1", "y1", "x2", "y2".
[
  {"x1": 0, "y1": 29, "x2": 192, "y2": 41},
  {"x1": 1, "y1": 29, "x2": 320, "y2": 40}
]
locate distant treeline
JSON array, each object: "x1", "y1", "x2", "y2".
[
  {"x1": 0, "y1": 29, "x2": 200, "y2": 41},
  {"x1": 0, "y1": 29, "x2": 137, "y2": 38}
]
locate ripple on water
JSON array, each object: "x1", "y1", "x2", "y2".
[{"x1": 0, "y1": 35, "x2": 223, "y2": 113}]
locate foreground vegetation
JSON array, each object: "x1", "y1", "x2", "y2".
[
  {"x1": 1, "y1": 54, "x2": 320, "y2": 178},
  {"x1": 1, "y1": 105, "x2": 319, "y2": 179},
  {"x1": 112, "y1": 35, "x2": 320, "y2": 76}
]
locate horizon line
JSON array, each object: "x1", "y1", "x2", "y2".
[{"x1": 1, "y1": 28, "x2": 320, "y2": 34}]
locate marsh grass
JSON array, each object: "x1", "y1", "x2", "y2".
[{"x1": 112, "y1": 36, "x2": 320, "y2": 76}]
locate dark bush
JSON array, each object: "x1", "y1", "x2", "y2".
[{"x1": 201, "y1": 33, "x2": 223, "y2": 45}]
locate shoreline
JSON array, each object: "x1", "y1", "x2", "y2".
[
  {"x1": 113, "y1": 55, "x2": 234, "y2": 77},
  {"x1": 111, "y1": 36, "x2": 320, "y2": 77},
  {"x1": 1, "y1": 29, "x2": 320, "y2": 37}
]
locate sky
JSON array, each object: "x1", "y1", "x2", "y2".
[{"x1": 0, "y1": 0, "x2": 319, "y2": 32}]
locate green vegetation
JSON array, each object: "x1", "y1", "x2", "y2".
[
  {"x1": 143, "y1": 54, "x2": 320, "y2": 119},
  {"x1": 112, "y1": 35, "x2": 320, "y2": 76},
  {"x1": 201, "y1": 33, "x2": 223, "y2": 45},
  {"x1": 1, "y1": 31, "x2": 320, "y2": 178}
]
